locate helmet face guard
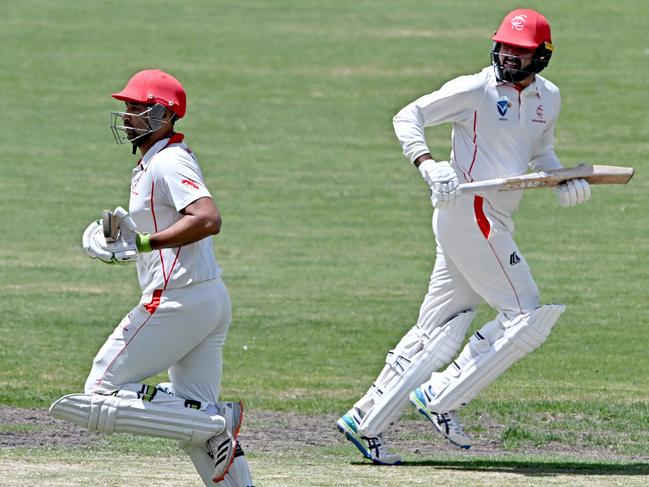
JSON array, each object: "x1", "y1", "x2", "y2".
[
  {"x1": 110, "y1": 103, "x2": 170, "y2": 146},
  {"x1": 491, "y1": 41, "x2": 553, "y2": 83}
]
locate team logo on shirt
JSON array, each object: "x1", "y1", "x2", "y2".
[
  {"x1": 532, "y1": 104, "x2": 546, "y2": 123},
  {"x1": 511, "y1": 14, "x2": 528, "y2": 31},
  {"x1": 181, "y1": 178, "x2": 200, "y2": 190},
  {"x1": 497, "y1": 98, "x2": 511, "y2": 120}
]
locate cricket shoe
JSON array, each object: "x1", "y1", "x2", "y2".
[
  {"x1": 207, "y1": 401, "x2": 244, "y2": 482},
  {"x1": 336, "y1": 409, "x2": 401, "y2": 465},
  {"x1": 409, "y1": 387, "x2": 471, "y2": 449}
]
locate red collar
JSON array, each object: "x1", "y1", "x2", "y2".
[
  {"x1": 135, "y1": 133, "x2": 185, "y2": 167},
  {"x1": 165, "y1": 132, "x2": 185, "y2": 146}
]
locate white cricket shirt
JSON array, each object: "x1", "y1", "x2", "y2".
[
  {"x1": 129, "y1": 134, "x2": 222, "y2": 294},
  {"x1": 394, "y1": 66, "x2": 563, "y2": 215}
]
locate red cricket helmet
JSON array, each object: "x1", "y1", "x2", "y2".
[
  {"x1": 490, "y1": 9, "x2": 554, "y2": 83},
  {"x1": 492, "y1": 9, "x2": 552, "y2": 49},
  {"x1": 112, "y1": 69, "x2": 187, "y2": 118}
]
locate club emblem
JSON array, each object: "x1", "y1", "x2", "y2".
[
  {"x1": 535, "y1": 105, "x2": 544, "y2": 118},
  {"x1": 511, "y1": 14, "x2": 528, "y2": 31}
]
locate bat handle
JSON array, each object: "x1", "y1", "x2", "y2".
[{"x1": 102, "y1": 210, "x2": 118, "y2": 242}]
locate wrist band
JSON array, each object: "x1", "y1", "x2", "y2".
[{"x1": 136, "y1": 233, "x2": 152, "y2": 253}]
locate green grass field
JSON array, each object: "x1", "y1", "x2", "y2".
[{"x1": 1, "y1": 0, "x2": 648, "y2": 485}]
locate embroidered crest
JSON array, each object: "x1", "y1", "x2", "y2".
[{"x1": 511, "y1": 14, "x2": 528, "y2": 31}]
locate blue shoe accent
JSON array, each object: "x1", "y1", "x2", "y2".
[
  {"x1": 336, "y1": 413, "x2": 371, "y2": 460},
  {"x1": 409, "y1": 388, "x2": 431, "y2": 418}
]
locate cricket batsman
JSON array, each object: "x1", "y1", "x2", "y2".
[
  {"x1": 337, "y1": 9, "x2": 591, "y2": 464},
  {"x1": 50, "y1": 69, "x2": 254, "y2": 486}
]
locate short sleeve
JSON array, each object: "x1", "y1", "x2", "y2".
[{"x1": 154, "y1": 148, "x2": 213, "y2": 212}]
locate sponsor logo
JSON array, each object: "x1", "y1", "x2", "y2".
[
  {"x1": 181, "y1": 178, "x2": 200, "y2": 190},
  {"x1": 510, "y1": 251, "x2": 521, "y2": 265},
  {"x1": 497, "y1": 98, "x2": 511, "y2": 120},
  {"x1": 511, "y1": 14, "x2": 528, "y2": 31}
]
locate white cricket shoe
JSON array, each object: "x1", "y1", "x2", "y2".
[
  {"x1": 336, "y1": 409, "x2": 402, "y2": 465},
  {"x1": 409, "y1": 387, "x2": 472, "y2": 449},
  {"x1": 207, "y1": 401, "x2": 244, "y2": 482}
]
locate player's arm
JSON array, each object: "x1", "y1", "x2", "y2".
[
  {"x1": 393, "y1": 73, "x2": 486, "y2": 209},
  {"x1": 528, "y1": 90, "x2": 590, "y2": 207},
  {"x1": 393, "y1": 72, "x2": 486, "y2": 164},
  {"x1": 147, "y1": 197, "x2": 221, "y2": 250}
]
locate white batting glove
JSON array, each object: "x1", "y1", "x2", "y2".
[
  {"x1": 82, "y1": 220, "x2": 137, "y2": 264},
  {"x1": 81, "y1": 207, "x2": 150, "y2": 264},
  {"x1": 554, "y1": 178, "x2": 591, "y2": 207},
  {"x1": 418, "y1": 160, "x2": 460, "y2": 209}
]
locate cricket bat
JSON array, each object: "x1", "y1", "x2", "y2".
[{"x1": 458, "y1": 164, "x2": 634, "y2": 194}]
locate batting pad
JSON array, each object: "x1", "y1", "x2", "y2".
[
  {"x1": 428, "y1": 304, "x2": 565, "y2": 413},
  {"x1": 358, "y1": 310, "x2": 476, "y2": 437},
  {"x1": 50, "y1": 393, "x2": 225, "y2": 445}
]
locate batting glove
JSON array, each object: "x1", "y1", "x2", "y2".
[
  {"x1": 554, "y1": 178, "x2": 591, "y2": 207},
  {"x1": 418, "y1": 160, "x2": 460, "y2": 209},
  {"x1": 82, "y1": 207, "x2": 152, "y2": 264}
]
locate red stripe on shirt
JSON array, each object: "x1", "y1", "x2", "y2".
[
  {"x1": 150, "y1": 180, "x2": 168, "y2": 282},
  {"x1": 467, "y1": 112, "x2": 478, "y2": 176}
]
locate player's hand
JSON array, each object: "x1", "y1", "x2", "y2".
[
  {"x1": 554, "y1": 178, "x2": 591, "y2": 207},
  {"x1": 418, "y1": 160, "x2": 459, "y2": 209},
  {"x1": 82, "y1": 219, "x2": 137, "y2": 264},
  {"x1": 81, "y1": 207, "x2": 150, "y2": 264}
]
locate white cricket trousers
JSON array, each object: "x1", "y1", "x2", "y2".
[
  {"x1": 419, "y1": 194, "x2": 540, "y2": 326},
  {"x1": 85, "y1": 278, "x2": 231, "y2": 406}
]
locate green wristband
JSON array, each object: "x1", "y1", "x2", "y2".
[{"x1": 136, "y1": 233, "x2": 152, "y2": 253}]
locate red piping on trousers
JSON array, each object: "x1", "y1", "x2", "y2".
[{"x1": 93, "y1": 290, "x2": 162, "y2": 388}]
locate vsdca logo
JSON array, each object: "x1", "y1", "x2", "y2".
[{"x1": 510, "y1": 14, "x2": 527, "y2": 30}]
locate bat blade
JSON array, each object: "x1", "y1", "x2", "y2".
[{"x1": 458, "y1": 164, "x2": 634, "y2": 194}]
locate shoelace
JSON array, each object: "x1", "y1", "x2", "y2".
[
  {"x1": 365, "y1": 434, "x2": 389, "y2": 458},
  {"x1": 438, "y1": 412, "x2": 468, "y2": 437}
]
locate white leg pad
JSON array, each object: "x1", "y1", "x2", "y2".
[
  {"x1": 428, "y1": 304, "x2": 565, "y2": 413},
  {"x1": 358, "y1": 310, "x2": 476, "y2": 437},
  {"x1": 50, "y1": 393, "x2": 225, "y2": 445}
]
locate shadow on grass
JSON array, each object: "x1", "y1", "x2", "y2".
[{"x1": 393, "y1": 458, "x2": 649, "y2": 476}]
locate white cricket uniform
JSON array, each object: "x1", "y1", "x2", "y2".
[
  {"x1": 394, "y1": 66, "x2": 562, "y2": 320},
  {"x1": 85, "y1": 133, "x2": 231, "y2": 407}
]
